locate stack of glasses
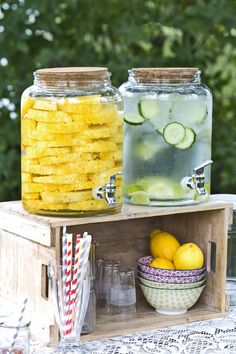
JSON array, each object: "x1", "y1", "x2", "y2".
[{"x1": 96, "y1": 260, "x2": 136, "y2": 315}]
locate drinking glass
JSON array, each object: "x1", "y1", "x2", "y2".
[
  {"x1": 81, "y1": 280, "x2": 96, "y2": 334},
  {"x1": 97, "y1": 260, "x2": 120, "y2": 311},
  {"x1": 0, "y1": 316, "x2": 30, "y2": 354},
  {"x1": 48, "y1": 262, "x2": 90, "y2": 354},
  {"x1": 110, "y1": 267, "x2": 136, "y2": 315}
]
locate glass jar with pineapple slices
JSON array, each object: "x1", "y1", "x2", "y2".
[{"x1": 21, "y1": 67, "x2": 123, "y2": 216}]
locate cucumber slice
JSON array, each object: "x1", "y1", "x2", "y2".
[
  {"x1": 172, "y1": 97, "x2": 207, "y2": 125},
  {"x1": 163, "y1": 122, "x2": 186, "y2": 145},
  {"x1": 175, "y1": 128, "x2": 196, "y2": 150},
  {"x1": 138, "y1": 99, "x2": 159, "y2": 119},
  {"x1": 139, "y1": 97, "x2": 171, "y2": 133},
  {"x1": 124, "y1": 113, "x2": 146, "y2": 125}
]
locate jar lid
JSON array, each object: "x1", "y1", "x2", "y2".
[
  {"x1": 34, "y1": 67, "x2": 110, "y2": 87},
  {"x1": 130, "y1": 67, "x2": 200, "y2": 84},
  {"x1": 211, "y1": 194, "x2": 236, "y2": 210}
]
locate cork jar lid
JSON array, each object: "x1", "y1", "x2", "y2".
[
  {"x1": 34, "y1": 67, "x2": 110, "y2": 86},
  {"x1": 130, "y1": 67, "x2": 200, "y2": 84}
]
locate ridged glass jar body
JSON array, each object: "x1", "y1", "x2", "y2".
[
  {"x1": 119, "y1": 68, "x2": 212, "y2": 206},
  {"x1": 21, "y1": 67, "x2": 123, "y2": 216}
]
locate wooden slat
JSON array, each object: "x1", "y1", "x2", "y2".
[
  {"x1": 0, "y1": 229, "x2": 55, "y2": 326},
  {"x1": 0, "y1": 199, "x2": 233, "y2": 229},
  {"x1": 82, "y1": 303, "x2": 226, "y2": 342},
  {"x1": 0, "y1": 209, "x2": 51, "y2": 246}
]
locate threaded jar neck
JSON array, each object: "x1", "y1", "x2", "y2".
[
  {"x1": 128, "y1": 67, "x2": 201, "y2": 84},
  {"x1": 33, "y1": 67, "x2": 111, "y2": 90}
]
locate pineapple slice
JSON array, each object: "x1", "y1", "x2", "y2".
[
  {"x1": 82, "y1": 113, "x2": 115, "y2": 126},
  {"x1": 21, "y1": 172, "x2": 33, "y2": 183},
  {"x1": 80, "y1": 126, "x2": 115, "y2": 140},
  {"x1": 34, "y1": 137, "x2": 85, "y2": 148},
  {"x1": 21, "y1": 158, "x2": 39, "y2": 173},
  {"x1": 37, "y1": 121, "x2": 86, "y2": 134},
  {"x1": 23, "y1": 200, "x2": 68, "y2": 211},
  {"x1": 68, "y1": 194, "x2": 122, "y2": 211},
  {"x1": 41, "y1": 190, "x2": 91, "y2": 203},
  {"x1": 39, "y1": 152, "x2": 94, "y2": 165},
  {"x1": 68, "y1": 199, "x2": 108, "y2": 211},
  {"x1": 33, "y1": 99, "x2": 57, "y2": 111},
  {"x1": 58, "y1": 95, "x2": 101, "y2": 113},
  {"x1": 26, "y1": 109, "x2": 72, "y2": 123},
  {"x1": 33, "y1": 160, "x2": 114, "y2": 175},
  {"x1": 58, "y1": 181, "x2": 95, "y2": 192},
  {"x1": 21, "y1": 118, "x2": 37, "y2": 132},
  {"x1": 23, "y1": 192, "x2": 40, "y2": 200},
  {"x1": 22, "y1": 182, "x2": 59, "y2": 193},
  {"x1": 73, "y1": 140, "x2": 116, "y2": 153},
  {"x1": 21, "y1": 97, "x2": 34, "y2": 117},
  {"x1": 23, "y1": 146, "x2": 71, "y2": 158},
  {"x1": 33, "y1": 173, "x2": 87, "y2": 184}
]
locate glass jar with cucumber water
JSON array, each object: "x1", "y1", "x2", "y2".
[{"x1": 119, "y1": 68, "x2": 212, "y2": 206}]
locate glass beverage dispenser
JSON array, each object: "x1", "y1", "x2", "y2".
[
  {"x1": 119, "y1": 68, "x2": 212, "y2": 206},
  {"x1": 21, "y1": 67, "x2": 123, "y2": 216}
]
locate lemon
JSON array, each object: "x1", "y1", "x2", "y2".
[
  {"x1": 150, "y1": 231, "x2": 180, "y2": 261},
  {"x1": 173, "y1": 243, "x2": 204, "y2": 270},
  {"x1": 150, "y1": 228, "x2": 162, "y2": 238},
  {"x1": 129, "y1": 191, "x2": 150, "y2": 205},
  {"x1": 149, "y1": 257, "x2": 175, "y2": 270}
]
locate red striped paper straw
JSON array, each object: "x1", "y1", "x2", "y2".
[
  {"x1": 70, "y1": 234, "x2": 81, "y2": 315},
  {"x1": 64, "y1": 233, "x2": 73, "y2": 336},
  {"x1": 74, "y1": 233, "x2": 92, "y2": 317},
  {"x1": 62, "y1": 227, "x2": 68, "y2": 313}
]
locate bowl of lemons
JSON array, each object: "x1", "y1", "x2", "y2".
[
  {"x1": 138, "y1": 228, "x2": 207, "y2": 313},
  {"x1": 138, "y1": 255, "x2": 206, "y2": 277}
]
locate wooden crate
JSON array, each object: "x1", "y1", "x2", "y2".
[{"x1": 0, "y1": 199, "x2": 232, "y2": 345}]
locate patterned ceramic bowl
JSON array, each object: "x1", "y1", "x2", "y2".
[
  {"x1": 138, "y1": 256, "x2": 206, "y2": 276},
  {"x1": 139, "y1": 283, "x2": 206, "y2": 315},
  {"x1": 138, "y1": 268, "x2": 206, "y2": 284},
  {"x1": 138, "y1": 276, "x2": 206, "y2": 290}
]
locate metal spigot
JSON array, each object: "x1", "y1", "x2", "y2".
[
  {"x1": 92, "y1": 172, "x2": 123, "y2": 206},
  {"x1": 181, "y1": 160, "x2": 213, "y2": 196}
]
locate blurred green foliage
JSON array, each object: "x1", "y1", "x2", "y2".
[{"x1": 0, "y1": 0, "x2": 236, "y2": 201}]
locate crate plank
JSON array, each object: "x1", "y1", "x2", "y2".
[
  {"x1": 0, "y1": 228, "x2": 55, "y2": 342},
  {"x1": 82, "y1": 303, "x2": 226, "y2": 342},
  {"x1": 0, "y1": 199, "x2": 232, "y2": 228},
  {"x1": 0, "y1": 209, "x2": 51, "y2": 247}
]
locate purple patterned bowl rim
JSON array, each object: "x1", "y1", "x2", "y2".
[
  {"x1": 138, "y1": 268, "x2": 206, "y2": 280},
  {"x1": 138, "y1": 255, "x2": 206, "y2": 275},
  {"x1": 137, "y1": 266, "x2": 207, "y2": 278}
]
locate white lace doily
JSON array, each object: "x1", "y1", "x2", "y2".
[{"x1": 30, "y1": 310, "x2": 236, "y2": 354}]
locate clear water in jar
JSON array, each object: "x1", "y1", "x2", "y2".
[{"x1": 122, "y1": 91, "x2": 212, "y2": 206}]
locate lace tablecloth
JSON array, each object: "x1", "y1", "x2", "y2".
[{"x1": 31, "y1": 310, "x2": 236, "y2": 354}]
